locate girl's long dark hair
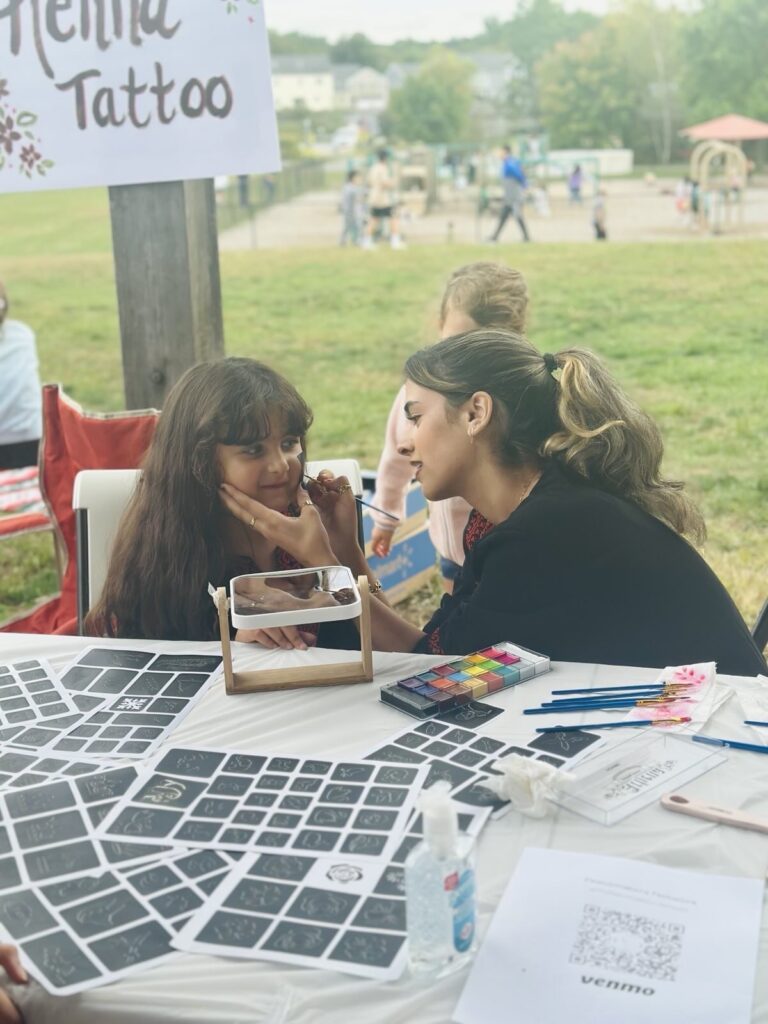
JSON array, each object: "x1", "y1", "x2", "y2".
[{"x1": 86, "y1": 358, "x2": 312, "y2": 640}]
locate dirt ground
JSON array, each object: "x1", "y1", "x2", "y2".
[{"x1": 219, "y1": 177, "x2": 768, "y2": 251}]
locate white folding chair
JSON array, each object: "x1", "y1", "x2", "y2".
[{"x1": 73, "y1": 469, "x2": 141, "y2": 633}]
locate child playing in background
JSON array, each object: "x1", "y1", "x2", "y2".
[
  {"x1": 369, "y1": 262, "x2": 529, "y2": 591},
  {"x1": 592, "y1": 188, "x2": 608, "y2": 240},
  {"x1": 339, "y1": 170, "x2": 364, "y2": 247}
]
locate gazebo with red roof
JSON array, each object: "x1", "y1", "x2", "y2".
[{"x1": 681, "y1": 113, "x2": 768, "y2": 142}]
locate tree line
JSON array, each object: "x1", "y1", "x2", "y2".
[{"x1": 270, "y1": 0, "x2": 767, "y2": 163}]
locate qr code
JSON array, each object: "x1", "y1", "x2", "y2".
[{"x1": 569, "y1": 904, "x2": 684, "y2": 982}]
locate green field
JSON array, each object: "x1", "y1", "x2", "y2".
[{"x1": 1, "y1": 187, "x2": 767, "y2": 633}]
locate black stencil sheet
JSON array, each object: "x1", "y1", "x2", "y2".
[
  {"x1": 96, "y1": 746, "x2": 429, "y2": 862},
  {"x1": 0, "y1": 751, "x2": 111, "y2": 793},
  {"x1": 11, "y1": 647, "x2": 222, "y2": 760},
  {"x1": 0, "y1": 766, "x2": 171, "y2": 892},
  {"x1": 0, "y1": 660, "x2": 79, "y2": 743},
  {"x1": 364, "y1": 720, "x2": 605, "y2": 824},
  {"x1": 173, "y1": 850, "x2": 408, "y2": 981},
  {"x1": 0, "y1": 850, "x2": 235, "y2": 996}
]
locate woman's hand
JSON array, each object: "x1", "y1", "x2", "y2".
[
  {"x1": 235, "y1": 627, "x2": 315, "y2": 651},
  {"x1": 220, "y1": 483, "x2": 335, "y2": 567},
  {"x1": 371, "y1": 525, "x2": 395, "y2": 558},
  {"x1": 305, "y1": 472, "x2": 361, "y2": 563},
  {"x1": 0, "y1": 945, "x2": 26, "y2": 1024}
]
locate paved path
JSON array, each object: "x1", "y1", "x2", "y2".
[{"x1": 219, "y1": 178, "x2": 768, "y2": 251}]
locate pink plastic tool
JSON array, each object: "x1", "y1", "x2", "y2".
[{"x1": 661, "y1": 793, "x2": 768, "y2": 834}]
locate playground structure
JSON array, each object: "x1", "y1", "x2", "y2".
[{"x1": 689, "y1": 139, "x2": 748, "y2": 233}]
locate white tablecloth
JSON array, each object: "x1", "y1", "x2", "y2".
[{"x1": 0, "y1": 634, "x2": 766, "y2": 1024}]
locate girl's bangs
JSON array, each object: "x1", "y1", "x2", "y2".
[{"x1": 216, "y1": 397, "x2": 311, "y2": 447}]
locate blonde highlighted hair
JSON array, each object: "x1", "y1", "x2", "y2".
[
  {"x1": 405, "y1": 330, "x2": 705, "y2": 544},
  {"x1": 439, "y1": 262, "x2": 528, "y2": 334}
]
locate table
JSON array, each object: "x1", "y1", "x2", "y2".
[{"x1": 1, "y1": 633, "x2": 767, "y2": 1024}]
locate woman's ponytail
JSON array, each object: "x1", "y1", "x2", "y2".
[{"x1": 543, "y1": 348, "x2": 705, "y2": 543}]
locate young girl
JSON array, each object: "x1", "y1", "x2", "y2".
[
  {"x1": 221, "y1": 332, "x2": 766, "y2": 676},
  {"x1": 370, "y1": 261, "x2": 528, "y2": 591},
  {"x1": 87, "y1": 357, "x2": 359, "y2": 648}
]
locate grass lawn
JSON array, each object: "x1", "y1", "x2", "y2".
[{"x1": 1, "y1": 187, "x2": 766, "y2": 635}]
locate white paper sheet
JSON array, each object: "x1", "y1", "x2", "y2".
[{"x1": 454, "y1": 848, "x2": 764, "y2": 1024}]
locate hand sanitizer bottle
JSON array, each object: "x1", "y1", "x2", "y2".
[{"x1": 405, "y1": 781, "x2": 477, "y2": 976}]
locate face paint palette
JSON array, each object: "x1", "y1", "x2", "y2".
[{"x1": 379, "y1": 642, "x2": 550, "y2": 719}]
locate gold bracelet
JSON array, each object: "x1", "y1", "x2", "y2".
[{"x1": 368, "y1": 579, "x2": 383, "y2": 594}]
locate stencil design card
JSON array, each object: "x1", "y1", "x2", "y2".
[
  {"x1": 0, "y1": 766, "x2": 170, "y2": 892},
  {"x1": 0, "y1": 850, "x2": 234, "y2": 995},
  {"x1": 364, "y1": 721, "x2": 605, "y2": 819},
  {"x1": 97, "y1": 746, "x2": 428, "y2": 860},
  {"x1": 0, "y1": 660, "x2": 78, "y2": 734},
  {"x1": 174, "y1": 849, "x2": 408, "y2": 981},
  {"x1": 9, "y1": 648, "x2": 222, "y2": 759},
  {"x1": 0, "y1": 750, "x2": 111, "y2": 792}
]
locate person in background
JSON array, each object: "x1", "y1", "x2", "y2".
[
  {"x1": 339, "y1": 170, "x2": 364, "y2": 247},
  {"x1": 0, "y1": 280, "x2": 41, "y2": 471},
  {"x1": 370, "y1": 262, "x2": 529, "y2": 592},
  {"x1": 489, "y1": 145, "x2": 530, "y2": 243},
  {"x1": 592, "y1": 188, "x2": 608, "y2": 240},
  {"x1": 363, "y1": 149, "x2": 405, "y2": 250},
  {"x1": 568, "y1": 164, "x2": 583, "y2": 203}
]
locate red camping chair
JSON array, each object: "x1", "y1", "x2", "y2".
[
  {"x1": 0, "y1": 466, "x2": 52, "y2": 542},
  {"x1": 1, "y1": 384, "x2": 157, "y2": 635}
]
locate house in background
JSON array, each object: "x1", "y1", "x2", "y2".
[
  {"x1": 271, "y1": 57, "x2": 389, "y2": 116},
  {"x1": 467, "y1": 52, "x2": 529, "y2": 138},
  {"x1": 334, "y1": 65, "x2": 390, "y2": 113},
  {"x1": 271, "y1": 56, "x2": 336, "y2": 112}
]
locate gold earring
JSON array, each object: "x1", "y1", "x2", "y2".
[{"x1": 467, "y1": 429, "x2": 474, "y2": 445}]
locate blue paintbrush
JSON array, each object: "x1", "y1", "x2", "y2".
[
  {"x1": 693, "y1": 735, "x2": 768, "y2": 755},
  {"x1": 535, "y1": 716, "x2": 691, "y2": 733}
]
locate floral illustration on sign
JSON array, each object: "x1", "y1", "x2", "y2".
[
  {"x1": 0, "y1": 78, "x2": 54, "y2": 178},
  {"x1": 223, "y1": 0, "x2": 260, "y2": 16}
]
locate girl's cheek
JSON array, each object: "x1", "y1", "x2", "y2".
[{"x1": 288, "y1": 455, "x2": 302, "y2": 487}]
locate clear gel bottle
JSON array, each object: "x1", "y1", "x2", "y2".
[{"x1": 405, "y1": 780, "x2": 477, "y2": 976}]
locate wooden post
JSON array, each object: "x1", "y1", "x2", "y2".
[{"x1": 109, "y1": 179, "x2": 225, "y2": 409}]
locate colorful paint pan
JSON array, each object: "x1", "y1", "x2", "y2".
[{"x1": 379, "y1": 641, "x2": 551, "y2": 720}]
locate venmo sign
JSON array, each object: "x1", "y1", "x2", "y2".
[
  {"x1": 581, "y1": 976, "x2": 656, "y2": 996},
  {"x1": 0, "y1": 0, "x2": 280, "y2": 192}
]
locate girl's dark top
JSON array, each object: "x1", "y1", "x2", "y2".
[{"x1": 414, "y1": 462, "x2": 767, "y2": 677}]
